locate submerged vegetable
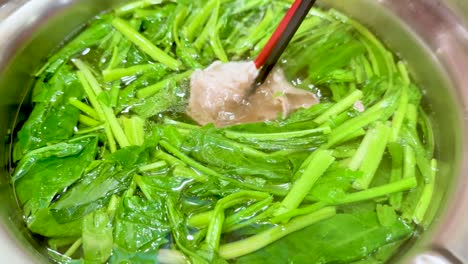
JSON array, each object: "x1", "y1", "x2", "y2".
[{"x1": 12, "y1": 0, "x2": 438, "y2": 263}]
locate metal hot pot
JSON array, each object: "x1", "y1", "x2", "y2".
[{"x1": 0, "y1": 0, "x2": 467, "y2": 263}]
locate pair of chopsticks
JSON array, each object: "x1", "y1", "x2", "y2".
[{"x1": 251, "y1": 0, "x2": 317, "y2": 92}]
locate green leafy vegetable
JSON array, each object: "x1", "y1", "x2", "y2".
[{"x1": 12, "y1": 1, "x2": 437, "y2": 263}]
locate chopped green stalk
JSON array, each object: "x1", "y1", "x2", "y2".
[
  {"x1": 397, "y1": 61, "x2": 411, "y2": 85},
  {"x1": 276, "y1": 150, "x2": 335, "y2": 216},
  {"x1": 339, "y1": 177, "x2": 417, "y2": 204},
  {"x1": 335, "y1": 128, "x2": 366, "y2": 145},
  {"x1": 271, "y1": 201, "x2": 328, "y2": 224},
  {"x1": 347, "y1": 16, "x2": 393, "y2": 76},
  {"x1": 79, "y1": 115, "x2": 101, "y2": 127},
  {"x1": 133, "y1": 176, "x2": 155, "y2": 201},
  {"x1": 353, "y1": 122, "x2": 391, "y2": 190},
  {"x1": 205, "y1": 209, "x2": 225, "y2": 256},
  {"x1": 137, "y1": 70, "x2": 193, "y2": 98},
  {"x1": 155, "y1": 150, "x2": 185, "y2": 166},
  {"x1": 401, "y1": 127, "x2": 432, "y2": 183},
  {"x1": 403, "y1": 145, "x2": 416, "y2": 179},
  {"x1": 390, "y1": 87, "x2": 409, "y2": 142},
  {"x1": 361, "y1": 40, "x2": 380, "y2": 76},
  {"x1": 348, "y1": 127, "x2": 378, "y2": 171},
  {"x1": 205, "y1": 192, "x2": 270, "y2": 255},
  {"x1": 413, "y1": 159, "x2": 437, "y2": 224},
  {"x1": 230, "y1": 8, "x2": 276, "y2": 55},
  {"x1": 115, "y1": 0, "x2": 163, "y2": 15},
  {"x1": 224, "y1": 127, "x2": 331, "y2": 141},
  {"x1": 164, "y1": 118, "x2": 200, "y2": 130},
  {"x1": 69, "y1": 97, "x2": 99, "y2": 120},
  {"x1": 184, "y1": 0, "x2": 217, "y2": 42},
  {"x1": 418, "y1": 108, "x2": 435, "y2": 157},
  {"x1": 328, "y1": 98, "x2": 395, "y2": 147},
  {"x1": 172, "y1": 5, "x2": 188, "y2": 47},
  {"x1": 106, "y1": 195, "x2": 120, "y2": 220},
  {"x1": 125, "y1": 179, "x2": 137, "y2": 198},
  {"x1": 139, "y1": 161, "x2": 167, "y2": 172},
  {"x1": 75, "y1": 73, "x2": 106, "y2": 120},
  {"x1": 75, "y1": 125, "x2": 105, "y2": 135},
  {"x1": 225, "y1": 197, "x2": 273, "y2": 227},
  {"x1": 102, "y1": 106, "x2": 131, "y2": 148},
  {"x1": 208, "y1": 0, "x2": 229, "y2": 62},
  {"x1": 121, "y1": 116, "x2": 145, "y2": 146},
  {"x1": 189, "y1": 211, "x2": 215, "y2": 229},
  {"x1": 64, "y1": 238, "x2": 82, "y2": 257},
  {"x1": 104, "y1": 124, "x2": 117, "y2": 153},
  {"x1": 388, "y1": 143, "x2": 404, "y2": 210},
  {"x1": 109, "y1": 83, "x2": 120, "y2": 107},
  {"x1": 112, "y1": 18, "x2": 182, "y2": 70},
  {"x1": 76, "y1": 72, "x2": 117, "y2": 152},
  {"x1": 74, "y1": 59, "x2": 130, "y2": 148},
  {"x1": 314, "y1": 90, "x2": 363, "y2": 125},
  {"x1": 219, "y1": 207, "x2": 337, "y2": 259},
  {"x1": 358, "y1": 54, "x2": 374, "y2": 79},
  {"x1": 103, "y1": 63, "x2": 165, "y2": 82},
  {"x1": 224, "y1": 197, "x2": 273, "y2": 229},
  {"x1": 173, "y1": 165, "x2": 209, "y2": 182},
  {"x1": 406, "y1": 104, "x2": 418, "y2": 129},
  {"x1": 224, "y1": 205, "x2": 277, "y2": 233}
]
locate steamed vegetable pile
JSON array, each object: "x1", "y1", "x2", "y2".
[{"x1": 12, "y1": 0, "x2": 438, "y2": 263}]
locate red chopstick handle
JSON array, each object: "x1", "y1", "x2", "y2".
[{"x1": 254, "y1": 0, "x2": 303, "y2": 69}]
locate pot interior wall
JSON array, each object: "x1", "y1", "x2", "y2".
[{"x1": 0, "y1": 0, "x2": 462, "y2": 262}]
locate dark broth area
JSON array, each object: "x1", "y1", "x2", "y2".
[{"x1": 11, "y1": 0, "x2": 438, "y2": 263}]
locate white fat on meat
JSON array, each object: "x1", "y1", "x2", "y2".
[{"x1": 187, "y1": 61, "x2": 319, "y2": 127}]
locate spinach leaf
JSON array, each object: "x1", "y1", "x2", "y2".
[
  {"x1": 235, "y1": 212, "x2": 413, "y2": 264},
  {"x1": 183, "y1": 128, "x2": 292, "y2": 181},
  {"x1": 50, "y1": 161, "x2": 135, "y2": 223},
  {"x1": 27, "y1": 208, "x2": 83, "y2": 237},
  {"x1": 14, "y1": 65, "x2": 84, "y2": 160},
  {"x1": 13, "y1": 135, "x2": 98, "y2": 220},
  {"x1": 114, "y1": 196, "x2": 170, "y2": 253},
  {"x1": 307, "y1": 165, "x2": 362, "y2": 203}
]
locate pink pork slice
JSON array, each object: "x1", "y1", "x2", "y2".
[{"x1": 187, "y1": 61, "x2": 319, "y2": 127}]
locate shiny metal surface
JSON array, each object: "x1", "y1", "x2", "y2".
[{"x1": 0, "y1": 0, "x2": 467, "y2": 263}]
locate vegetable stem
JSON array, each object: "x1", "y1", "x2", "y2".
[
  {"x1": 328, "y1": 98, "x2": 395, "y2": 147},
  {"x1": 219, "y1": 207, "x2": 336, "y2": 259},
  {"x1": 352, "y1": 122, "x2": 391, "y2": 190},
  {"x1": 74, "y1": 60, "x2": 130, "y2": 149},
  {"x1": 390, "y1": 87, "x2": 409, "y2": 142},
  {"x1": 69, "y1": 97, "x2": 99, "y2": 120},
  {"x1": 64, "y1": 238, "x2": 82, "y2": 257},
  {"x1": 340, "y1": 177, "x2": 417, "y2": 204},
  {"x1": 137, "y1": 70, "x2": 193, "y2": 99},
  {"x1": 276, "y1": 150, "x2": 335, "y2": 216},
  {"x1": 314, "y1": 90, "x2": 363, "y2": 125},
  {"x1": 139, "y1": 161, "x2": 167, "y2": 172},
  {"x1": 413, "y1": 159, "x2": 437, "y2": 224},
  {"x1": 224, "y1": 127, "x2": 331, "y2": 141},
  {"x1": 112, "y1": 18, "x2": 182, "y2": 70},
  {"x1": 103, "y1": 63, "x2": 165, "y2": 82},
  {"x1": 79, "y1": 115, "x2": 101, "y2": 127}
]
